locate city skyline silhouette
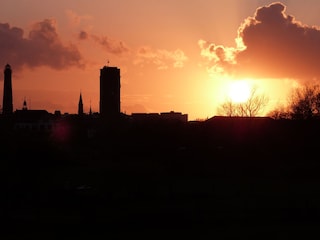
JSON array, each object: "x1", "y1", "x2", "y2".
[
  {"x1": 3, "y1": 1, "x2": 320, "y2": 238},
  {"x1": 1, "y1": 63, "x2": 190, "y2": 129},
  {"x1": 2, "y1": 60, "x2": 320, "y2": 238}
]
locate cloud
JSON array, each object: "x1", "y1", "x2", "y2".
[
  {"x1": 134, "y1": 46, "x2": 188, "y2": 70},
  {"x1": 78, "y1": 30, "x2": 130, "y2": 56},
  {"x1": 77, "y1": 31, "x2": 187, "y2": 67},
  {"x1": 65, "y1": 9, "x2": 92, "y2": 27},
  {"x1": 78, "y1": 30, "x2": 89, "y2": 40},
  {"x1": 0, "y1": 19, "x2": 84, "y2": 72},
  {"x1": 200, "y1": 2, "x2": 320, "y2": 81},
  {"x1": 198, "y1": 40, "x2": 239, "y2": 75}
]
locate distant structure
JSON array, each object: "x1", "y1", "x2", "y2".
[
  {"x1": 2, "y1": 64, "x2": 13, "y2": 115},
  {"x1": 131, "y1": 111, "x2": 188, "y2": 124},
  {"x1": 14, "y1": 98, "x2": 53, "y2": 133},
  {"x1": 22, "y1": 97, "x2": 28, "y2": 110},
  {"x1": 99, "y1": 65, "x2": 121, "y2": 121},
  {"x1": 89, "y1": 100, "x2": 92, "y2": 115},
  {"x1": 78, "y1": 92, "x2": 83, "y2": 115}
]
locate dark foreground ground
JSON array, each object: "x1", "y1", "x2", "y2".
[{"x1": 2, "y1": 118, "x2": 320, "y2": 239}]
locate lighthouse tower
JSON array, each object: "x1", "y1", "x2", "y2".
[{"x1": 2, "y1": 64, "x2": 13, "y2": 115}]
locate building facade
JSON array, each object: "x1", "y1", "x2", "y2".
[{"x1": 99, "y1": 66, "x2": 121, "y2": 121}]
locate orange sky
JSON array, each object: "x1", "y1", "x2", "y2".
[{"x1": 1, "y1": 0, "x2": 320, "y2": 120}]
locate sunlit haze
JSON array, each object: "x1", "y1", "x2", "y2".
[
  {"x1": 1, "y1": 1, "x2": 320, "y2": 120},
  {"x1": 227, "y1": 80, "x2": 251, "y2": 103}
]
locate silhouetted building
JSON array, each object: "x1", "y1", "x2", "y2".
[
  {"x1": 14, "y1": 109, "x2": 53, "y2": 132},
  {"x1": 130, "y1": 111, "x2": 188, "y2": 125},
  {"x1": 78, "y1": 92, "x2": 83, "y2": 115},
  {"x1": 99, "y1": 65, "x2": 120, "y2": 121},
  {"x1": 160, "y1": 111, "x2": 188, "y2": 122},
  {"x1": 2, "y1": 64, "x2": 13, "y2": 115}
]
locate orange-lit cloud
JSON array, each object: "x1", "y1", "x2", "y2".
[
  {"x1": 198, "y1": 40, "x2": 240, "y2": 75},
  {"x1": 78, "y1": 30, "x2": 130, "y2": 56},
  {"x1": 0, "y1": 19, "x2": 84, "y2": 72},
  {"x1": 200, "y1": 2, "x2": 320, "y2": 81},
  {"x1": 134, "y1": 46, "x2": 188, "y2": 70}
]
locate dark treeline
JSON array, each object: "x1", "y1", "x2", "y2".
[{"x1": 3, "y1": 116, "x2": 320, "y2": 239}]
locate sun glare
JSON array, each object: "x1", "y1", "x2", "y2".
[{"x1": 228, "y1": 80, "x2": 251, "y2": 103}]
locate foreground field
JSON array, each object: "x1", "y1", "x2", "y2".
[{"x1": 3, "y1": 118, "x2": 320, "y2": 238}]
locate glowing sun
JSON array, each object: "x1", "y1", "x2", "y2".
[{"x1": 228, "y1": 81, "x2": 251, "y2": 103}]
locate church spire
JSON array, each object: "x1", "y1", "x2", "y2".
[
  {"x1": 78, "y1": 91, "x2": 83, "y2": 115},
  {"x1": 89, "y1": 99, "x2": 92, "y2": 115},
  {"x1": 22, "y1": 97, "x2": 28, "y2": 110}
]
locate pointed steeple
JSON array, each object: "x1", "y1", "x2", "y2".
[
  {"x1": 22, "y1": 97, "x2": 28, "y2": 110},
  {"x1": 89, "y1": 99, "x2": 92, "y2": 115},
  {"x1": 78, "y1": 91, "x2": 83, "y2": 115}
]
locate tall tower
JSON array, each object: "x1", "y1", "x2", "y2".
[
  {"x1": 78, "y1": 92, "x2": 84, "y2": 115},
  {"x1": 99, "y1": 65, "x2": 120, "y2": 121},
  {"x1": 2, "y1": 64, "x2": 13, "y2": 115}
]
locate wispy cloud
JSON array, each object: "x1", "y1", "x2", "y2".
[
  {"x1": 65, "y1": 9, "x2": 92, "y2": 27},
  {"x1": 134, "y1": 46, "x2": 188, "y2": 70},
  {"x1": 78, "y1": 30, "x2": 130, "y2": 56}
]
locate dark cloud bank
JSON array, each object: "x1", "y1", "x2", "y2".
[
  {"x1": 202, "y1": 2, "x2": 320, "y2": 82},
  {"x1": 0, "y1": 19, "x2": 83, "y2": 71}
]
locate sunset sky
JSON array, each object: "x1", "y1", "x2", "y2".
[{"x1": 1, "y1": 0, "x2": 320, "y2": 120}]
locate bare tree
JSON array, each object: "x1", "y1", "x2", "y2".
[
  {"x1": 217, "y1": 86, "x2": 269, "y2": 117},
  {"x1": 267, "y1": 84, "x2": 320, "y2": 120},
  {"x1": 267, "y1": 105, "x2": 290, "y2": 120},
  {"x1": 288, "y1": 84, "x2": 320, "y2": 119},
  {"x1": 217, "y1": 100, "x2": 236, "y2": 117},
  {"x1": 244, "y1": 87, "x2": 269, "y2": 117}
]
